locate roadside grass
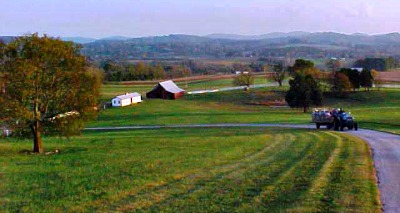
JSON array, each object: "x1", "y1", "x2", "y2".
[
  {"x1": 94, "y1": 84, "x2": 400, "y2": 134},
  {"x1": 323, "y1": 89, "x2": 400, "y2": 134},
  {"x1": 0, "y1": 128, "x2": 380, "y2": 212}
]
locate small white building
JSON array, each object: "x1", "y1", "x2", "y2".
[
  {"x1": 112, "y1": 93, "x2": 142, "y2": 107},
  {"x1": 351, "y1": 67, "x2": 364, "y2": 72},
  {"x1": 1, "y1": 126, "x2": 11, "y2": 137}
]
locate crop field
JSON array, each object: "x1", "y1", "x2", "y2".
[
  {"x1": 94, "y1": 84, "x2": 400, "y2": 134},
  {"x1": 0, "y1": 128, "x2": 379, "y2": 212}
]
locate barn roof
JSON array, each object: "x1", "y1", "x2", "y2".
[
  {"x1": 114, "y1": 92, "x2": 141, "y2": 100},
  {"x1": 159, "y1": 80, "x2": 185, "y2": 93}
]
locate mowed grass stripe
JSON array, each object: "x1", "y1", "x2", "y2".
[
  {"x1": 0, "y1": 128, "x2": 380, "y2": 212},
  {"x1": 139, "y1": 132, "x2": 323, "y2": 212},
  {"x1": 111, "y1": 134, "x2": 294, "y2": 211},
  {"x1": 141, "y1": 134, "x2": 302, "y2": 212},
  {"x1": 289, "y1": 131, "x2": 343, "y2": 212},
  {"x1": 242, "y1": 132, "x2": 335, "y2": 212},
  {"x1": 318, "y1": 133, "x2": 380, "y2": 212}
]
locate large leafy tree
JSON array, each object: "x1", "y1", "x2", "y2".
[
  {"x1": 0, "y1": 34, "x2": 101, "y2": 153},
  {"x1": 340, "y1": 68, "x2": 361, "y2": 91},
  {"x1": 270, "y1": 63, "x2": 286, "y2": 86},
  {"x1": 288, "y1": 59, "x2": 315, "y2": 74},
  {"x1": 285, "y1": 74, "x2": 323, "y2": 113},
  {"x1": 331, "y1": 72, "x2": 352, "y2": 97}
]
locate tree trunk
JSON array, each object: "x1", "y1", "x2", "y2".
[
  {"x1": 33, "y1": 120, "x2": 43, "y2": 153},
  {"x1": 303, "y1": 105, "x2": 308, "y2": 113},
  {"x1": 278, "y1": 81, "x2": 282, "y2": 87}
]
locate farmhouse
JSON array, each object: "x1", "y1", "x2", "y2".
[
  {"x1": 146, "y1": 80, "x2": 185, "y2": 100},
  {"x1": 112, "y1": 93, "x2": 142, "y2": 107}
]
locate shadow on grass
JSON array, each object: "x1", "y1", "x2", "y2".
[{"x1": 61, "y1": 147, "x2": 88, "y2": 154}]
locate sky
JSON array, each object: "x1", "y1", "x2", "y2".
[{"x1": 1, "y1": 0, "x2": 400, "y2": 38}]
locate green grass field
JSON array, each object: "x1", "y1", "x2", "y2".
[
  {"x1": 2, "y1": 78, "x2": 397, "y2": 212},
  {"x1": 0, "y1": 128, "x2": 380, "y2": 212},
  {"x1": 101, "y1": 76, "x2": 269, "y2": 101},
  {"x1": 94, "y1": 85, "x2": 400, "y2": 134}
]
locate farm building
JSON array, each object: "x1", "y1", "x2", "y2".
[
  {"x1": 1, "y1": 125, "x2": 11, "y2": 137},
  {"x1": 112, "y1": 93, "x2": 142, "y2": 107},
  {"x1": 146, "y1": 80, "x2": 185, "y2": 100}
]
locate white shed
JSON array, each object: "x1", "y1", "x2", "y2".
[{"x1": 112, "y1": 93, "x2": 142, "y2": 107}]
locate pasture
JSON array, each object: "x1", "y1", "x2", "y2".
[
  {"x1": 0, "y1": 128, "x2": 379, "y2": 212},
  {"x1": 2, "y1": 76, "x2": 398, "y2": 212},
  {"x1": 95, "y1": 83, "x2": 400, "y2": 134}
]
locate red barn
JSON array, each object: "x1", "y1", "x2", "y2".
[{"x1": 146, "y1": 80, "x2": 185, "y2": 100}]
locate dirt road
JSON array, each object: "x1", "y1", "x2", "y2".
[{"x1": 86, "y1": 124, "x2": 400, "y2": 212}]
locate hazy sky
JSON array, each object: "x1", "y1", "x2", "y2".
[{"x1": 1, "y1": 0, "x2": 399, "y2": 38}]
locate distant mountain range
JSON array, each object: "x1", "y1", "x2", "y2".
[
  {"x1": 2, "y1": 32, "x2": 400, "y2": 60},
  {"x1": 61, "y1": 36, "x2": 132, "y2": 44},
  {"x1": 2, "y1": 32, "x2": 400, "y2": 44},
  {"x1": 205, "y1": 31, "x2": 311, "y2": 40},
  {"x1": 62, "y1": 37, "x2": 97, "y2": 44},
  {"x1": 58, "y1": 31, "x2": 400, "y2": 44}
]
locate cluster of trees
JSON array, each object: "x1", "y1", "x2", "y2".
[
  {"x1": 284, "y1": 59, "x2": 377, "y2": 112},
  {"x1": 336, "y1": 68, "x2": 376, "y2": 92},
  {"x1": 102, "y1": 61, "x2": 167, "y2": 81},
  {"x1": 354, "y1": 57, "x2": 399, "y2": 71},
  {"x1": 0, "y1": 34, "x2": 101, "y2": 153}
]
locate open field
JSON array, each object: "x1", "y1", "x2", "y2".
[
  {"x1": 0, "y1": 128, "x2": 380, "y2": 212},
  {"x1": 94, "y1": 84, "x2": 400, "y2": 134},
  {"x1": 101, "y1": 75, "x2": 269, "y2": 101}
]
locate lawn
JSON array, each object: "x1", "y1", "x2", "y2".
[
  {"x1": 0, "y1": 128, "x2": 380, "y2": 212},
  {"x1": 93, "y1": 84, "x2": 400, "y2": 134}
]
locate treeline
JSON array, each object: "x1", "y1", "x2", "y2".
[
  {"x1": 282, "y1": 59, "x2": 378, "y2": 112},
  {"x1": 101, "y1": 61, "x2": 191, "y2": 81},
  {"x1": 354, "y1": 57, "x2": 399, "y2": 71},
  {"x1": 100, "y1": 59, "x2": 269, "y2": 81}
]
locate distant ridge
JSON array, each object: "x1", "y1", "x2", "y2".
[
  {"x1": 206, "y1": 31, "x2": 311, "y2": 40},
  {"x1": 0, "y1": 36, "x2": 18, "y2": 43},
  {"x1": 61, "y1": 37, "x2": 96, "y2": 44},
  {"x1": 99, "y1": 36, "x2": 132, "y2": 41}
]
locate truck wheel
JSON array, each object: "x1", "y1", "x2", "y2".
[
  {"x1": 316, "y1": 123, "x2": 320, "y2": 129},
  {"x1": 354, "y1": 123, "x2": 358, "y2": 131},
  {"x1": 340, "y1": 125, "x2": 344, "y2": 131},
  {"x1": 348, "y1": 125, "x2": 354, "y2": 130}
]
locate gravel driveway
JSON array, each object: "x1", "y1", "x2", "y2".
[{"x1": 86, "y1": 124, "x2": 400, "y2": 212}]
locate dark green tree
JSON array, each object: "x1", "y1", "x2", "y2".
[
  {"x1": 331, "y1": 72, "x2": 352, "y2": 97},
  {"x1": 285, "y1": 74, "x2": 323, "y2": 113},
  {"x1": 340, "y1": 68, "x2": 361, "y2": 91},
  {"x1": 359, "y1": 69, "x2": 374, "y2": 91},
  {"x1": 0, "y1": 34, "x2": 102, "y2": 153},
  {"x1": 288, "y1": 59, "x2": 315, "y2": 74}
]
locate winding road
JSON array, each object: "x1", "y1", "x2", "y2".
[{"x1": 86, "y1": 124, "x2": 400, "y2": 212}]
